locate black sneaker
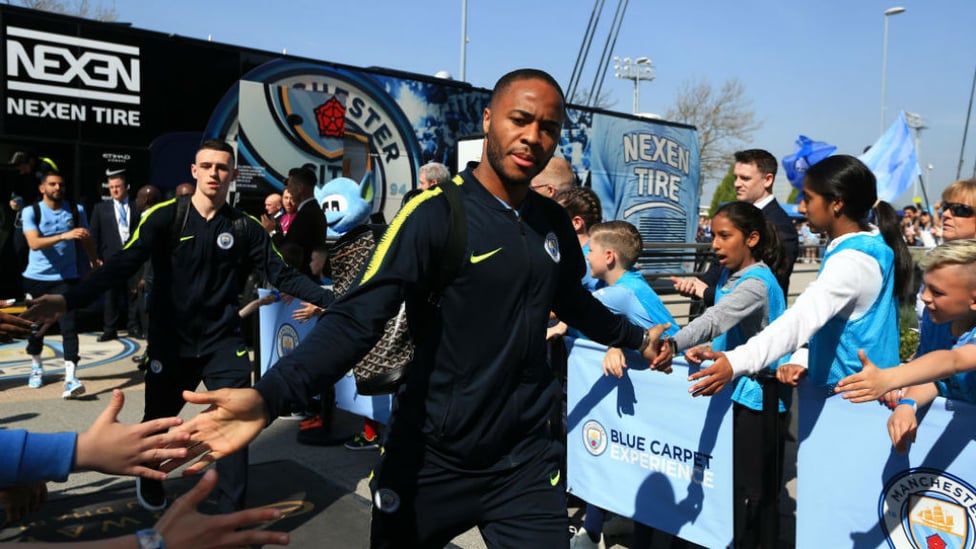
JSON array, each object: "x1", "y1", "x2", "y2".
[
  {"x1": 136, "y1": 477, "x2": 167, "y2": 511},
  {"x1": 97, "y1": 331, "x2": 118, "y2": 342},
  {"x1": 344, "y1": 432, "x2": 380, "y2": 451}
]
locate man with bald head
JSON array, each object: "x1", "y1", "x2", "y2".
[
  {"x1": 530, "y1": 156, "x2": 576, "y2": 198},
  {"x1": 174, "y1": 183, "x2": 194, "y2": 198},
  {"x1": 166, "y1": 69, "x2": 665, "y2": 547}
]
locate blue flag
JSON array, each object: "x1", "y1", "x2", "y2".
[
  {"x1": 782, "y1": 135, "x2": 837, "y2": 195},
  {"x1": 859, "y1": 111, "x2": 921, "y2": 203}
]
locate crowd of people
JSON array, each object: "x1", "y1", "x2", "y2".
[{"x1": 1, "y1": 66, "x2": 975, "y2": 549}]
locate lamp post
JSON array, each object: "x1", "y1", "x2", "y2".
[
  {"x1": 459, "y1": 0, "x2": 468, "y2": 82},
  {"x1": 880, "y1": 6, "x2": 906, "y2": 134},
  {"x1": 613, "y1": 56, "x2": 654, "y2": 114},
  {"x1": 905, "y1": 111, "x2": 926, "y2": 201}
]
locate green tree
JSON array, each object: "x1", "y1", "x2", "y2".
[
  {"x1": 708, "y1": 164, "x2": 736, "y2": 217},
  {"x1": 13, "y1": 0, "x2": 118, "y2": 21},
  {"x1": 787, "y1": 187, "x2": 800, "y2": 205}
]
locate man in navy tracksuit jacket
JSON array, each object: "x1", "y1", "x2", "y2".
[
  {"x1": 28, "y1": 140, "x2": 332, "y2": 514},
  {"x1": 171, "y1": 70, "x2": 663, "y2": 547}
]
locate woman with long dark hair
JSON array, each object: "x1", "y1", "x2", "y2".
[{"x1": 687, "y1": 154, "x2": 912, "y2": 394}]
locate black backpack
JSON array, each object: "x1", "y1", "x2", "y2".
[{"x1": 330, "y1": 179, "x2": 467, "y2": 395}]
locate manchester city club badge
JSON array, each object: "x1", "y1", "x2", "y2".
[
  {"x1": 880, "y1": 468, "x2": 976, "y2": 549},
  {"x1": 216, "y1": 232, "x2": 234, "y2": 249}
]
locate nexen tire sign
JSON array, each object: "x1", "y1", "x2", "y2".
[
  {"x1": 204, "y1": 60, "x2": 422, "y2": 223},
  {"x1": 5, "y1": 25, "x2": 141, "y2": 127}
]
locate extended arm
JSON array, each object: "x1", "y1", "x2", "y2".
[
  {"x1": 688, "y1": 248, "x2": 879, "y2": 396},
  {"x1": 673, "y1": 277, "x2": 766, "y2": 351},
  {"x1": 836, "y1": 345, "x2": 976, "y2": 403}
]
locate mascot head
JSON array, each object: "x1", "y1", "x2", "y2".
[{"x1": 315, "y1": 173, "x2": 373, "y2": 238}]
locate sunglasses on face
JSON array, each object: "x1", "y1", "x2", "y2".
[{"x1": 943, "y1": 202, "x2": 975, "y2": 218}]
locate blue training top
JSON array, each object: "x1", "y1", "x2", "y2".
[
  {"x1": 21, "y1": 201, "x2": 88, "y2": 281},
  {"x1": 714, "y1": 264, "x2": 788, "y2": 412},
  {"x1": 808, "y1": 233, "x2": 899, "y2": 386},
  {"x1": 614, "y1": 269, "x2": 678, "y2": 337},
  {"x1": 934, "y1": 325, "x2": 976, "y2": 403}
]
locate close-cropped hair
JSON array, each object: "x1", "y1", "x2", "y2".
[
  {"x1": 589, "y1": 220, "x2": 642, "y2": 270},
  {"x1": 734, "y1": 149, "x2": 778, "y2": 178},
  {"x1": 288, "y1": 166, "x2": 317, "y2": 187},
  {"x1": 490, "y1": 68, "x2": 565, "y2": 108},
  {"x1": 942, "y1": 178, "x2": 976, "y2": 206},
  {"x1": 198, "y1": 139, "x2": 234, "y2": 157},
  {"x1": 919, "y1": 239, "x2": 976, "y2": 274},
  {"x1": 555, "y1": 187, "x2": 602, "y2": 232}
]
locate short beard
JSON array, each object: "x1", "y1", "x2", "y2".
[{"x1": 484, "y1": 133, "x2": 541, "y2": 188}]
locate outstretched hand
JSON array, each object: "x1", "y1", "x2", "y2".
[
  {"x1": 887, "y1": 405, "x2": 918, "y2": 455},
  {"x1": 20, "y1": 294, "x2": 67, "y2": 333},
  {"x1": 648, "y1": 331, "x2": 674, "y2": 374},
  {"x1": 687, "y1": 350, "x2": 733, "y2": 396},
  {"x1": 0, "y1": 311, "x2": 34, "y2": 342},
  {"x1": 834, "y1": 350, "x2": 891, "y2": 402},
  {"x1": 669, "y1": 276, "x2": 707, "y2": 299},
  {"x1": 639, "y1": 323, "x2": 671, "y2": 364},
  {"x1": 74, "y1": 389, "x2": 189, "y2": 480},
  {"x1": 153, "y1": 469, "x2": 290, "y2": 548},
  {"x1": 683, "y1": 344, "x2": 711, "y2": 365},
  {"x1": 602, "y1": 347, "x2": 627, "y2": 378},
  {"x1": 776, "y1": 364, "x2": 808, "y2": 387},
  {"x1": 164, "y1": 388, "x2": 268, "y2": 475}
]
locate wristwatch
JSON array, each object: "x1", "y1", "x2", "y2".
[
  {"x1": 637, "y1": 330, "x2": 650, "y2": 353},
  {"x1": 135, "y1": 528, "x2": 165, "y2": 549},
  {"x1": 665, "y1": 337, "x2": 678, "y2": 356}
]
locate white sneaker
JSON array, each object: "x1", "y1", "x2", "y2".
[
  {"x1": 28, "y1": 368, "x2": 43, "y2": 389},
  {"x1": 62, "y1": 379, "x2": 85, "y2": 399},
  {"x1": 569, "y1": 528, "x2": 606, "y2": 549}
]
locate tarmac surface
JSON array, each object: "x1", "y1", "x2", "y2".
[{"x1": 0, "y1": 264, "x2": 816, "y2": 547}]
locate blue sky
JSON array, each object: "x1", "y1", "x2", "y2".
[{"x1": 115, "y1": 0, "x2": 975, "y2": 208}]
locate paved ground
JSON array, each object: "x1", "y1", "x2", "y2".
[{"x1": 0, "y1": 265, "x2": 816, "y2": 547}]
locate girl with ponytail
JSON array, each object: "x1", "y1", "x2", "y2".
[{"x1": 688, "y1": 154, "x2": 910, "y2": 395}]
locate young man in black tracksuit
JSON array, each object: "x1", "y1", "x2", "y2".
[
  {"x1": 25, "y1": 140, "x2": 332, "y2": 514},
  {"x1": 169, "y1": 71, "x2": 668, "y2": 547}
]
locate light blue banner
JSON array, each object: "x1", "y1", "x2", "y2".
[
  {"x1": 859, "y1": 111, "x2": 921, "y2": 204},
  {"x1": 588, "y1": 115, "x2": 701, "y2": 274},
  {"x1": 566, "y1": 337, "x2": 733, "y2": 548},
  {"x1": 257, "y1": 289, "x2": 392, "y2": 424},
  {"x1": 797, "y1": 382, "x2": 976, "y2": 549}
]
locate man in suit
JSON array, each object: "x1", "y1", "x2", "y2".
[
  {"x1": 90, "y1": 168, "x2": 141, "y2": 340},
  {"x1": 271, "y1": 167, "x2": 326, "y2": 280},
  {"x1": 673, "y1": 149, "x2": 799, "y2": 304}
]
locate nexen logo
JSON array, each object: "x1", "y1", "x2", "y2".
[{"x1": 5, "y1": 26, "x2": 140, "y2": 104}]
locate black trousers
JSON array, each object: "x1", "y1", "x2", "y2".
[
  {"x1": 24, "y1": 278, "x2": 79, "y2": 363},
  {"x1": 102, "y1": 283, "x2": 139, "y2": 333},
  {"x1": 732, "y1": 402, "x2": 788, "y2": 549},
  {"x1": 369, "y1": 439, "x2": 567, "y2": 549},
  {"x1": 143, "y1": 344, "x2": 250, "y2": 513}
]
